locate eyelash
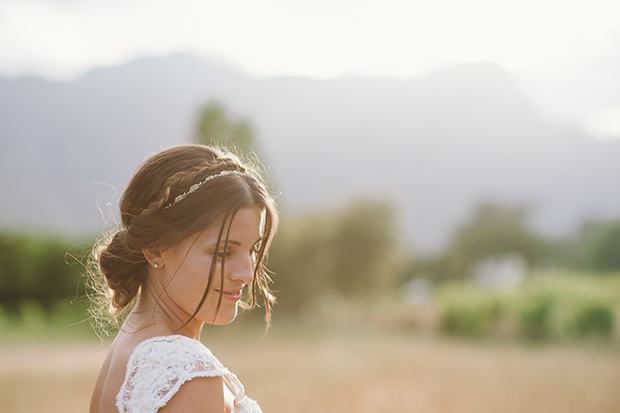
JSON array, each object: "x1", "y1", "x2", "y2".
[
  {"x1": 216, "y1": 245, "x2": 260, "y2": 259},
  {"x1": 216, "y1": 251, "x2": 231, "y2": 259}
]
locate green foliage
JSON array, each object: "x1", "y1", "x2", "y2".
[
  {"x1": 423, "y1": 201, "x2": 548, "y2": 281},
  {"x1": 0, "y1": 300, "x2": 93, "y2": 343},
  {"x1": 435, "y1": 273, "x2": 620, "y2": 343},
  {"x1": 326, "y1": 201, "x2": 402, "y2": 296},
  {"x1": 516, "y1": 291, "x2": 556, "y2": 340},
  {"x1": 438, "y1": 286, "x2": 502, "y2": 337},
  {"x1": 267, "y1": 214, "x2": 333, "y2": 315},
  {"x1": 567, "y1": 300, "x2": 614, "y2": 338},
  {"x1": 582, "y1": 220, "x2": 620, "y2": 271},
  {"x1": 195, "y1": 101, "x2": 256, "y2": 156},
  {"x1": 18, "y1": 300, "x2": 47, "y2": 328},
  {"x1": 268, "y1": 199, "x2": 408, "y2": 317},
  {"x1": 0, "y1": 233, "x2": 88, "y2": 316},
  {"x1": 0, "y1": 235, "x2": 28, "y2": 314}
]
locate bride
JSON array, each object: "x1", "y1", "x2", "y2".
[{"x1": 88, "y1": 144, "x2": 278, "y2": 413}]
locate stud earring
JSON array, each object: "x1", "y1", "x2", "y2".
[{"x1": 153, "y1": 263, "x2": 159, "y2": 268}]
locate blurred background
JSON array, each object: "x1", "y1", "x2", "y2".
[{"x1": 1, "y1": 0, "x2": 620, "y2": 412}]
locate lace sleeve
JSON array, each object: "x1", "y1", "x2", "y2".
[{"x1": 116, "y1": 335, "x2": 231, "y2": 413}]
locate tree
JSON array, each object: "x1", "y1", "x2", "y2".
[
  {"x1": 424, "y1": 201, "x2": 548, "y2": 281},
  {"x1": 326, "y1": 200, "x2": 403, "y2": 296},
  {"x1": 194, "y1": 101, "x2": 256, "y2": 157},
  {"x1": 0, "y1": 234, "x2": 85, "y2": 315},
  {"x1": 267, "y1": 199, "x2": 408, "y2": 316},
  {"x1": 582, "y1": 220, "x2": 620, "y2": 272},
  {"x1": 0, "y1": 235, "x2": 28, "y2": 314}
]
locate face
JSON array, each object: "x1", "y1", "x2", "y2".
[{"x1": 154, "y1": 206, "x2": 263, "y2": 327}]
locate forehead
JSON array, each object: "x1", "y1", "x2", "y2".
[{"x1": 198, "y1": 206, "x2": 263, "y2": 244}]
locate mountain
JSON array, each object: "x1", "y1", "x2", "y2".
[{"x1": 1, "y1": 53, "x2": 619, "y2": 252}]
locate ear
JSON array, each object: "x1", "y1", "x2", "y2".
[{"x1": 142, "y1": 248, "x2": 163, "y2": 268}]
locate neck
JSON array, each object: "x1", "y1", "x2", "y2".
[{"x1": 128, "y1": 294, "x2": 204, "y2": 340}]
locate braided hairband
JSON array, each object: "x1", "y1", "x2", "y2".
[{"x1": 163, "y1": 170, "x2": 243, "y2": 210}]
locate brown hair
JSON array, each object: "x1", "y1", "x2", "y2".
[{"x1": 88, "y1": 144, "x2": 278, "y2": 332}]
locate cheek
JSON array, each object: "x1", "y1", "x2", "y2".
[
  {"x1": 190, "y1": 260, "x2": 217, "y2": 290},
  {"x1": 170, "y1": 258, "x2": 217, "y2": 299}
]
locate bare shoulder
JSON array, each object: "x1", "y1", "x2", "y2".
[
  {"x1": 92, "y1": 331, "x2": 229, "y2": 413},
  {"x1": 90, "y1": 332, "x2": 155, "y2": 413},
  {"x1": 158, "y1": 375, "x2": 226, "y2": 413}
]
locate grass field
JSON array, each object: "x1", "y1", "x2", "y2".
[{"x1": 1, "y1": 325, "x2": 619, "y2": 413}]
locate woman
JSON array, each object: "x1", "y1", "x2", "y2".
[{"x1": 88, "y1": 144, "x2": 278, "y2": 413}]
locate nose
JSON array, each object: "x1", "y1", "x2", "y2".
[{"x1": 230, "y1": 254, "x2": 255, "y2": 285}]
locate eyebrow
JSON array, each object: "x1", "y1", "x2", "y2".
[{"x1": 219, "y1": 237, "x2": 262, "y2": 248}]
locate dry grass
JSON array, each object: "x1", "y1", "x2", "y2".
[
  {"x1": 0, "y1": 342, "x2": 106, "y2": 413},
  {"x1": 1, "y1": 329, "x2": 619, "y2": 413}
]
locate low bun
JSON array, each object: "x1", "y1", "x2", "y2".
[
  {"x1": 98, "y1": 229, "x2": 148, "y2": 312},
  {"x1": 86, "y1": 143, "x2": 279, "y2": 333}
]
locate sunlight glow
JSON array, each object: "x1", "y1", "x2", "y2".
[
  {"x1": 0, "y1": 0, "x2": 619, "y2": 80},
  {"x1": 584, "y1": 108, "x2": 620, "y2": 141}
]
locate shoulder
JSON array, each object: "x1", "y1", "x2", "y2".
[
  {"x1": 117, "y1": 335, "x2": 230, "y2": 413},
  {"x1": 157, "y1": 375, "x2": 225, "y2": 413},
  {"x1": 129, "y1": 335, "x2": 229, "y2": 374}
]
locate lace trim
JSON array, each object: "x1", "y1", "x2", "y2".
[{"x1": 116, "y1": 335, "x2": 261, "y2": 413}]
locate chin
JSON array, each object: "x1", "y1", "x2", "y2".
[{"x1": 210, "y1": 309, "x2": 239, "y2": 326}]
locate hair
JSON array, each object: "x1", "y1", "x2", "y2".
[{"x1": 87, "y1": 144, "x2": 278, "y2": 333}]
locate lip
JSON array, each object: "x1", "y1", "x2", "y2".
[{"x1": 215, "y1": 289, "x2": 243, "y2": 301}]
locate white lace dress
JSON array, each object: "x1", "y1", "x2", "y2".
[{"x1": 116, "y1": 335, "x2": 262, "y2": 413}]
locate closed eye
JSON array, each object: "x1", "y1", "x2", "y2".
[
  {"x1": 216, "y1": 250, "x2": 231, "y2": 259},
  {"x1": 252, "y1": 239, "x2": 262, "y2": 253}
]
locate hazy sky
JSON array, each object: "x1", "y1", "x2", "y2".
[
  {"x1": 2, "y1": 0, "x2": 620, "y2": 139},
  {"x1": 1, "y1": 0, "x2": 619, "y2": 81}
]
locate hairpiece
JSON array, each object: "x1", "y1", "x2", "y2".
[{"x1": 164, "y1": 170, "x2": 242, "y2": 209}]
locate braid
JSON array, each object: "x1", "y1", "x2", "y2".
[
  {"x1": 87, "y1": 143, "x2": 278, "y2": 332},
  {"x1": 140, "y1": 163, "x2": 209, "y2": 216},
  {"x1": 140, "y1": 156, "x2": 247, "y2": 217}
]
